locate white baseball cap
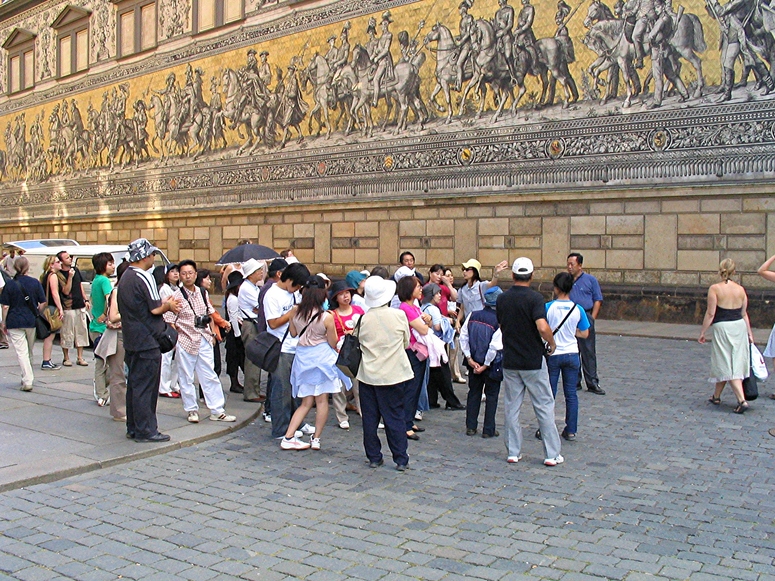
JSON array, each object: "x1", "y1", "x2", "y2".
[{"x1": 512, "y1": 257, "x2": 534, "y2": 275}]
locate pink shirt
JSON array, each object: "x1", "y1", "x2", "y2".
[
  {"x1": 332, "y1": 306, "x2": 364, "y2": 341},
  {"x1": 399, "y1": 302, "x2": 421, "y2": 346}
]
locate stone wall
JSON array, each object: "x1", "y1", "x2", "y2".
[{"x1": 5, "y1": 182, "x2": 775, "y2": 326}]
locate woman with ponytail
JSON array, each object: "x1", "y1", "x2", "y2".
[{"x1": 699, "y1": 259, "x2": 753, "y2": 413}]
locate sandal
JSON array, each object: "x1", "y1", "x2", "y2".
[
  {"x1": 708, "y1": 396, "x2": 721, "y2": 405},
  {"x1": 733, "y1": 401, "x2": 749, "y2": 414},
  {"x1": 76, "y1": 359, "x2": 88, "y2": 366}
]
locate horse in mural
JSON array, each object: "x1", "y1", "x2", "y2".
[
  {"x1": 423, "y1": 22, "x2": 477, "y2": 124},
  {"x1": 147, "y1": 94, "x2": 171, "y2": 161},
  {"x1": 302, "y1": 54, "x2": 334, "y2": 140},
  {"x1": 221, "y1": 67, "x2": 277, "y2": 155},
  {"x1": 583, "y1": 2, "x2": 706, "y2": 106},
  {"x1": 464, "y1": 19, "x2": 525, "y2": 122},
  {"x1": 335, "y1": 44, "x2": 376, "y2": 137}
]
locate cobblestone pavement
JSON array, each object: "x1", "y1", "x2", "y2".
[{"x1": 1, "y1": 335, "x2": 774, "y2": 581}]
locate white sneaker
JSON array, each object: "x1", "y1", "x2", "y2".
[
  {"x1": 299, "y1": 423, "x2": 316, "y2": 435},
  {"x1": 544, "y1": 455, "x2": 565, "y2": 467},
  {"x1": 187, "y1": 411, "x2": 199, "y2": 423},
  {"x1": 414, "y1": 411, "x2": 423, "y2": 421},
  {"x1": 280, "y1": 436, "x2": 310, "y2": 450},
  {"x1": 310, "y1": 437, "x2": 321, "y2": 450},
  {"x1": 339, "y1": 420, "x2": 350, "y2": 430},
  {"x1": 263, "y1": 412, "x2": 272, "y2": 423},
  {"x1": 210, "y1": 413, "x2": 236, "y2": 422},
  {"x1": 507, "y1": 455, "x2": 522, "y2": 464},
  {"x1": 378, "y1": 422, "x2": 385, "y2": 429}
]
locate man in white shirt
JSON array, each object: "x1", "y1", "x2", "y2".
[
  {"x1": 264, "y1": 262, "x2": 312, "y2": 439},
  {"x1": 237, "y1": 259, "x2": 266, "y2": 402}
]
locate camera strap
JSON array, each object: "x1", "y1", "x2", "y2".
[{"x1": 181, "y1": 286, "x2": 208, "y2": 317}]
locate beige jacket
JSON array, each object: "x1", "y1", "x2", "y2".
[{"x1": 355, "y1": 305, "x2": 412, "y2": 386}]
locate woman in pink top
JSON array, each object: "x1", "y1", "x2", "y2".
[
  {"x1": 396, "y1": 276, "x2": 431, "y2": 440},
  {"x1": 329, "y1": 280, "x2": 364, "y2": 429},
  {"x1": 281, "y1": 276, "x2": 352, "y2": 451}
]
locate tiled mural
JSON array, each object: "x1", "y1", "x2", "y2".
[{"x1": 0, "y1": 0, "x2": 774, "y2": 208}]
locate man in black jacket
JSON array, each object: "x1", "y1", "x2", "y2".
[{"x1": 118, "y1": 239, "x2": 181, "y2": 443}]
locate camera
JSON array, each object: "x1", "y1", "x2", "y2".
[{"x1": 194, "y1": 314, "x2": 212, "y2": 329}]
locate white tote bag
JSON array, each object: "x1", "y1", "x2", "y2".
[{"x1": 751, "y1": 343, "x2": 769, "y2": 381}]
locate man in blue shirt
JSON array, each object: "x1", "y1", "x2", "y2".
[{"x1": 567, "y1": 253, "x2": 605, "y2": 395}]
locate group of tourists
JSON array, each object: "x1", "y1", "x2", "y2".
[{"x1": 6, "y1": 233, "x2": 772, "y2": 460}]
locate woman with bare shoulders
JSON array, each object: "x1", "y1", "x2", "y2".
[{"x1": 698, "y1": 259, "x2": 754, "y2": 413}]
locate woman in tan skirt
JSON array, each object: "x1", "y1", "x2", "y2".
[{"x1": 698, "y1": 259, "x2": 754, "y2": 413}]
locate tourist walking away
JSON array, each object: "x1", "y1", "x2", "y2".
[
  {"x1": 329, "y1": 279, "x2": 364, "y2": 429},
  {"x1": 280, "y1": 276, "x2": 352, "y2": 450},
  {"x1": 0, "y1": 256, "x2": 46, "y2": 391},
  {"x1": 544, "y1": 272, "x2": 590, "y2": 441},
  {"x1": 39, "y1": 256, "x2": 64, "y2": 370},
  {"x1": 496, "y1": 257, "x2": 563, "y2": 466},
  {"x1": 460, "y1": 286, "x2": 504, "y2": 438},
  {"x1": 567, "y1": 252, "x2": 605, "y2": 394},
  {"x1": 165, "y1": 260, "x2": 236, "y2": 424},
  {"x1": 89, "y1": 252, "x2": 116, "y2": 407},
  {"x1": 264, "y1": 262, "x2": 313, "y2": 439},
  {"x1": 118, "y1": 239, "x2": 182, "y2": 443},
  {"x1": 699, "y1": 258, "x2": 753, "y2": 414},
  {"x1": 57, "y1": 250, "x2": 89, "y2": 367},
  {"x1": 356, "y1": 276, "x2": 414, "y2": 470}
]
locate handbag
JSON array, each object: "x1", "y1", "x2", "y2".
[
  {"x1": 336, "y1": 315, "x2": 363, "y2": 378},
  {"x1": 43, "y1": 279, "x2": 63, "y2": 332},
  {"x1": 743, "y1": 343, "x2": 759, "y2": 401},
  {"x1": 246, "y1": 310, "x2": 320, "y2": 373},
  {"x1": 156, "y1": 325, "x2": 178, "y2": 354},
  {"x1": 750, "y1": 343, "x2": 768, "y2": 381}
]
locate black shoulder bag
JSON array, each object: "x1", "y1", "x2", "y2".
[
  {"x1": 336, "y1": 314, "x2": 363, "y2": 378},
  {"x1": 16, "y1": 279, "x2": 51, "y2": 340}
]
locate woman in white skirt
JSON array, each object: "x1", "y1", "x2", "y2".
[
  {"x1": 757, "y1": 254, "x2": 775, "y2": 400},
  {"x1": 699, "y1": 259, "x2": 754, "y2": 413},
  {"x1": 281, "y1": 276, "x2": 352, "y2": 451}
]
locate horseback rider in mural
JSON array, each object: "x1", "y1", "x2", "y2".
[
  {"x1": 514, "y1": 0, "x2": 541, "y2": 73},
  {"x1": 366, "y1": 17, "x2": 379, "y2": 60},
  {"x1": 623, "y1": 0, "x2": 656, "y2": 69},
  {"x1": 371, "y1": 11, "x2": 396, "y2": 106},
  {"x1": 647, "y1": 0, "x2": 690, "y2": 107},
  {"x1": 707, "y1": 0, "x2": 774, "y2": 100},
  {"x1": 233, "y1": 49, "x2": 270, "y2": 129},
  {"x1": 494, "y1": 0, "x2": 518, "y2": 81},
  {"x1": 455, "y1": 0, "x2": 476, "y2": 90},
  {"x1": 258, "y1": 50, "x2": 272, "y2": 89}
]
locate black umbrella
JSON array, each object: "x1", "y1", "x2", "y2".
[{"x1": 216, "y1": 244, "x2": 280, "y2": 265}]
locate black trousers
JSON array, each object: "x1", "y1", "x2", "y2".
[
  {"x1": 427, "y1": 363, "x2": 462, "y2": 407},
  {"x1": 225, "y1": 329, "x2": 245, "y2": 378},
  {"x1": 577, "y1": 313, "x2": 600, "y2": 389},
  {"x1": 125, "y1": 348, "x2": 162, "y2": 439},
  {"x1": 359, "y1": 381, "x2": 408, "y2": 467}
]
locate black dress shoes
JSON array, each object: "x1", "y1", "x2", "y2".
[
  {"x1": 368, "y1": 459, "x2": 384, "y2": 468},
  {"x1": 445, "y1": 403, "x2": 466, "y2": 410},
  {"x1": 135, "y1": 433, "x2": 171, "y2": 443},
  {"x1": 587, "y1": 386, "x2": 606, "y2": 395}
]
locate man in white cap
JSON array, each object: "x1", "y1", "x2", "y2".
[
  {"x1": 237, "y1": 258, "x2": 266, "y2": 403},
  {"x1": 494, "y1": 257, "x2": 563, "y2": 466},
  {"x1": 118, "y1": 239, "x2": 182, "y2": 443}
]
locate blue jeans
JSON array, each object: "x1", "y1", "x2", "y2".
[{"x1": 547, "y1": 352, "x2": 580, "y2": 435}]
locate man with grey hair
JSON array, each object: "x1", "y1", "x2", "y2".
[
  {"x1": 494, "y1": 257, "x2": 563, "y2": 466},
  {"x1": 118, "y1": 239, "x2": 182, "y2": 443}
]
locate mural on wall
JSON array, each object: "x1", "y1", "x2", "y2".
[{"x1": 0, "y1": 0, "x2": 774, "y2": 189}]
